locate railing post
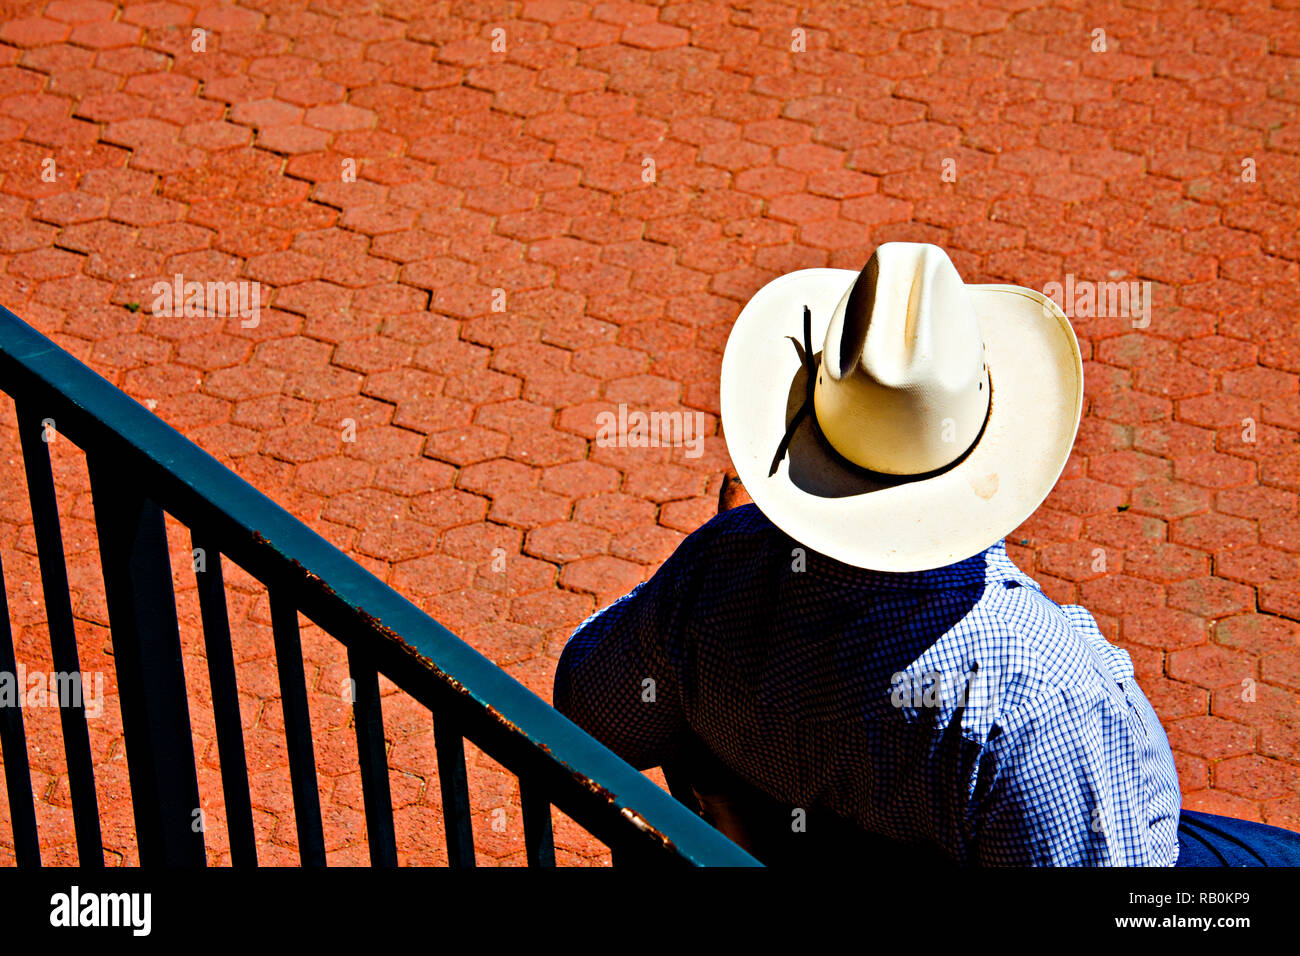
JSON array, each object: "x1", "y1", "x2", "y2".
[
  {"x1": 520, "y1": 779, "x2": 555, "y2": 867},
  {"x1": 191, "y1": 535, "x2": 258, "y2": 867},
  {"x1": 432, "y1": 713, "x2": 476, "y2": 867},
  {"x1": 88, "y1": 458, "x2": 205, "y2": 867},
  {"x1": 348, "y1": 646, "x2": 397, "y2": 866},
  {"x1": 0, "y1": 548, "x2": 40, "y2": 866},
  {"x1": 269, "y1": 588, "x2": 326, "y2": 866},
  {"x1": 16, "y1": 403, "x2": 103, "y2": 864}
]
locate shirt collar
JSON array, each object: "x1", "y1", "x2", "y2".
[{"x1": 802, "y1": 538, "x2": 1033, "y2": 592}]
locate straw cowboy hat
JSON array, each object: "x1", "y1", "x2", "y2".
[{"x1": 719, "y1": 242, "x2": 1083, "y2": 572}]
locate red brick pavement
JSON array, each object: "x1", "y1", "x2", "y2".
[{"x1": 0, "y1": 0, "x2": 1296, "y2": 866}]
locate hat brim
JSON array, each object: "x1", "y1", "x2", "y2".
[{"x1": 720, "y1": 269, "x2": 1083, "y2": 572}]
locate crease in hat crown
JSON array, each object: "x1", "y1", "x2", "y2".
[{"x1": 812, "y1": 242, "x2": 991, "y2": 476}]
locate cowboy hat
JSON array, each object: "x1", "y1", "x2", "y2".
[{"x1": 719, "y1": 242, "x2": 1083, "y2": 572}]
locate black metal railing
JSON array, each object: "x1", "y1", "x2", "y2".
[{"x1": 0, "y1": 304, "x2": 759, "y2": 867}]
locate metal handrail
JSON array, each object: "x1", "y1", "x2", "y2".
[{"x1": 0, "y1": 304, "x2": 760, "y2": 867}]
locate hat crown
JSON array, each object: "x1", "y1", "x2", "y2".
[{"x1": 814, "y1": 242, "x2": 989, "y2": 475}]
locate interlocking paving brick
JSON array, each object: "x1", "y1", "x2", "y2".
[{"x1": 0, "y1": 0, "x2": 1296, "y2": 868}]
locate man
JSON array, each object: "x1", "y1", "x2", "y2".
[{"x1": 554, "y1": 243, "x2": 1300, "y2": 866}]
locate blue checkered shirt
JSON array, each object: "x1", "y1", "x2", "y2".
[{"x1": 553, "y1": 504, "x2": 1183, "y2": 866}]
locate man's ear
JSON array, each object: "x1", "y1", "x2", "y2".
[{"x1": 717, "y1": 467, "x2": 752, "y2": 513}]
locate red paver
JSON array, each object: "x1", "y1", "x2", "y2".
[{"x1": 0, "y1": 0, "x2": 1297, "y2": 868}]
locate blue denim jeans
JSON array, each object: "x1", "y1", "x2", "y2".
[{"x1": 1175, "y1": 809, "x2": 1300, "y2": 866}]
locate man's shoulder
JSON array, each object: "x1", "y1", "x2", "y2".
[
  {"x1": 983, "y1": 583, "x2": 1131, "y2": 680},
  {"x1": 696, "y1": 502, "x2": 782, "y2": 539},
  {"x1": 965, "y1": 582, "x2": 1133, "y2": 727},
  {"x1": 678, "y1": 503, "x2": 791, "y2": 564}
]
